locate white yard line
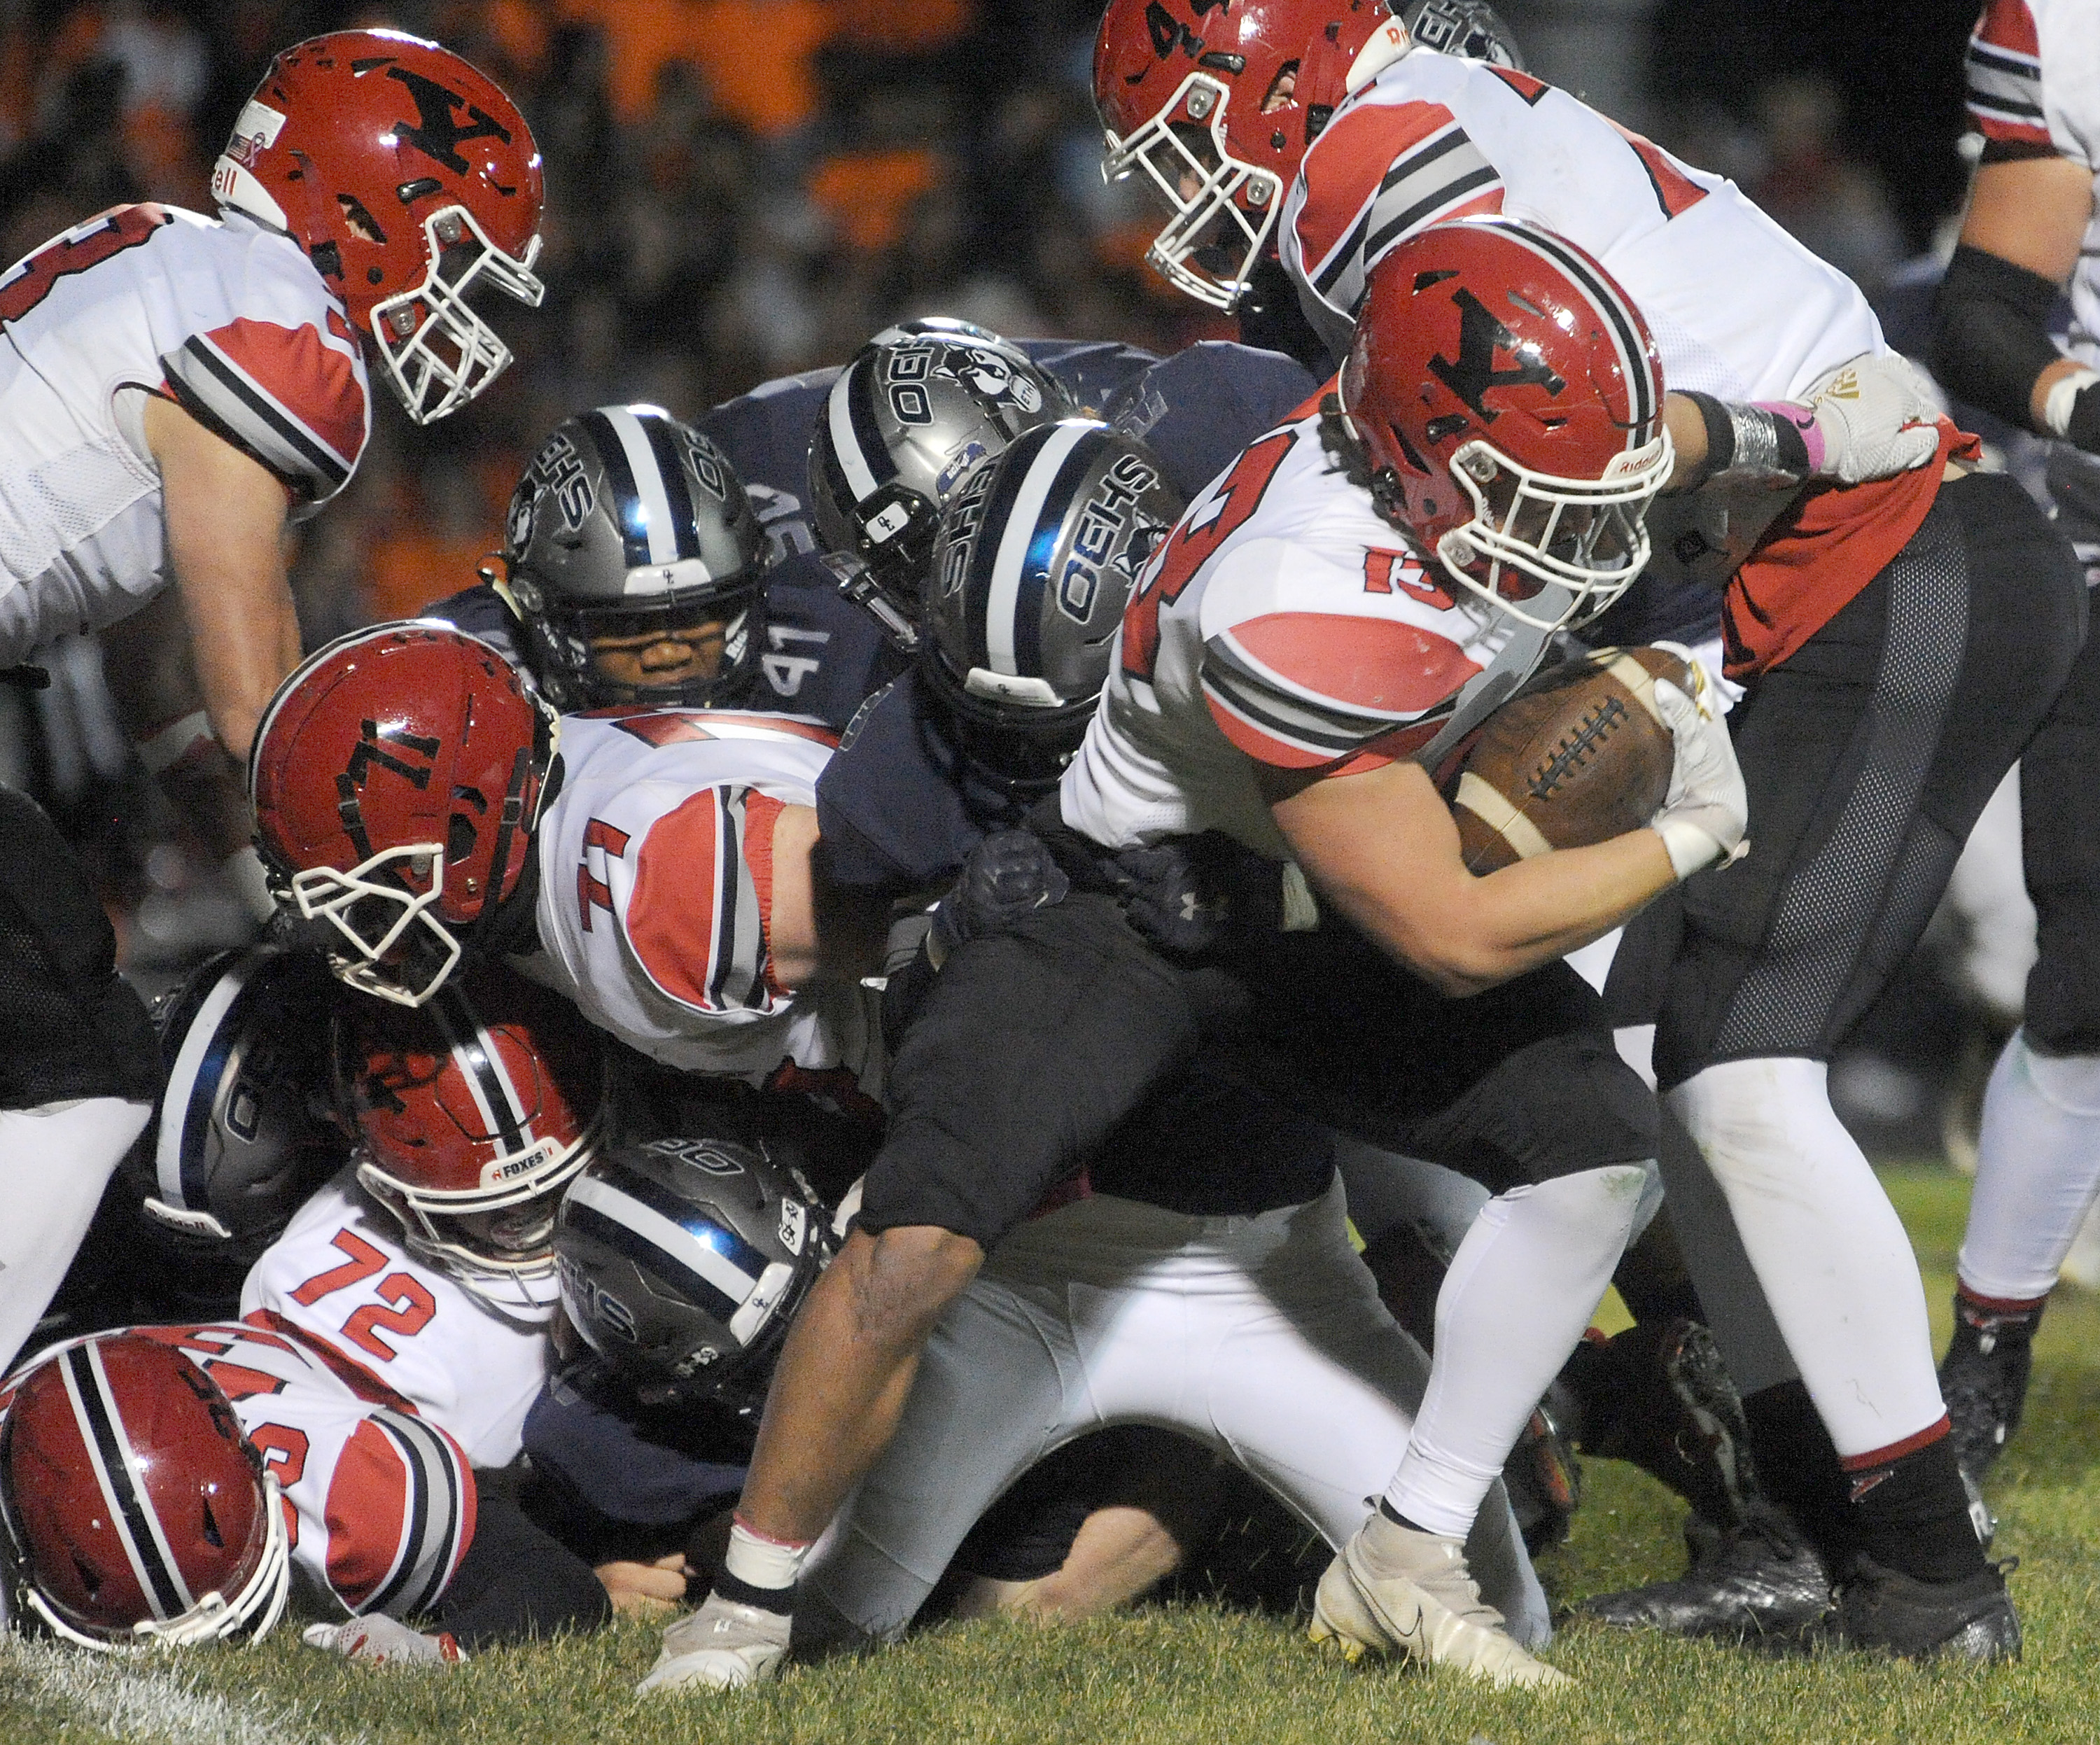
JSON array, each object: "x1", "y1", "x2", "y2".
[{"x1": 1, "y1": 1637, "x2": 365, "y2": 1745}]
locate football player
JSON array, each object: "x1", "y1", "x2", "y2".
[
  {"x1": 0, "y1": 29, "x2": 542, "y2": 906},
  {"x1": 1924, "y1": 0, "x2": 2100, "y2": 1485},
  {"x1": 757, "y1": 426, "x2": 1550, "y2": 1669},
  {"x1": 0, "y1": 1333, "x2": 290, "y2": 1648},
  {"x1": 647, "y1": 221, "x2": 1739, "y2": 1693},
  {"x1": 1096, "y1": 0, "x2": 2078, "y2": 1658},
  {"x1": 235, "y1": 964, "x2": 615, "y2": 1658},
  {"x1": 0, "y1": 785, "x2": 158, "y2": 1373}
]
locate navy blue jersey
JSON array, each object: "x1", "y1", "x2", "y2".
[
  {"x1": 816, "y1": 672, "x2": 1031, "y2": 895},
  {"x1": 1102, "y1": 341, "x2": 1320, "y2": 500}
]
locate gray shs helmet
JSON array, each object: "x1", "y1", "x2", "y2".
[
  {"x1": 120, "y1": 946, "x2": 343, "y2": 1279},
  {"x1": 554, "y1": 1131, "x2": 829, "y2": 1408},
  {"x1": 922, "y1": 419, "x2": 1183, "y2": 794},
  {"x1": 1401, "y1": 0, "x2": 1526, "y2": 69},
  {"x1": 505, "y1": 405, "x2": 770, "y2": 710},
  {"x1": 808, "y1": 327, "x2": 1072, "y2": 600}
]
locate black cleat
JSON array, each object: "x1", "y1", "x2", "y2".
[
  {"x1": 1938, "y1": 1296, "x2": 2041, "y2": 1480},
  {"x1": 1835, "y1": 1555, "x2": 2021, "y2": 1662},
  {"x1": 1563, "y1": 1317, "x2": 1756, "y2": 1536},
  {"x1": 1578, "y1": 1502, "x2": 1833, "y2": 1649}
]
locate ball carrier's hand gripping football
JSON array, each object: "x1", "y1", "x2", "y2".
[
  {"x1": 1646, "y1": 647, "x2": 1748, "y2": 879},
  {"x1": 1444, "y1": 644, "x2": 1744, "y2": 881}
]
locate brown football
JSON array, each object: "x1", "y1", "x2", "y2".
[{"x1": 1443, "y1": 645, "x2": 1693, "y2": 874}]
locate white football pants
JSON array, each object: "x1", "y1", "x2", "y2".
[
  {"x1": 805, "y1": 1179, "x2": 1548, "y2": 1647},
  {"x1": 0, "y1": 1095, "x2": 150, "y2": 1375}
]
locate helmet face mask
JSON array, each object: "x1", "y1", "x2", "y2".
[
  {"x1": 507, "y1": 409, "x2": 769, "y2": 710},
  {"x1": 1340, "y1": 216, "x2": 1672, "y2": 633},
  {"x1": 289, "y1": 841, "x2": 459, "y2": 1009},
  {"x1": 1102, "y1": 68, "x2": 1281, "y2": 309},
  {"x1": 0, "y1": 1338, "x2": 290, "y2": 1651},
  {"x1": 211, "y1": 30, "x2": 546, "y2": 425},
  {"x1": 1424, "y1": 433, "x2": 1670, "y2": 630},
  {"x1": 368, "y1": 203, "x2": 545, "y2": 425}
]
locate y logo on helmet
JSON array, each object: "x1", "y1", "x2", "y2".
[
  {"x1": 384, "y1": 66, "x2": 514, "y2": 175},
  {"x1": 346, "y1": 719, "x2": 440, "y2": 790},
  {"x1": 1428, "y1": 288, "x2": 1566, "y2": 427}
]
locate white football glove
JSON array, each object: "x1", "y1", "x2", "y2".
[
  {"x1": 1647, "y1": 645, "x2": 1749, "y2": 881},
  {"x1": 1800, "y1": 351, "x2": 1942, "y2": 486},
  {"x1": 302, "y1": 1615, "x2": 466, "y2": 1667}
]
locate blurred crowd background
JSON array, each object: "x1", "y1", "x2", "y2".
[{"x1": 0, "y1": 0, "x2": 2031, "y2": 1167}]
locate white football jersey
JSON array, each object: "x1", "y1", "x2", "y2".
[
  {"x1": 1280, "y1": 51, "x2": 1885, "y2": 400},
  {"x1": 524, "y1": 708, "x2": 883, "y2": 1089},
  {"x1": 240, "y1": 1165, "x2": 552, "y2": 1469},
  {"x1": 1061, "y1": 399, "x2": 1552, "y2": 855},
  {"x1": 1965, "y1": 0, "x2": 2100, "y2": 370},
  {"x1": 101, "y1": 1320, "x2": 474, "y2": 1622},
  {"x1": 0, "y1": 202, "x2": 368, "y2": 666}
]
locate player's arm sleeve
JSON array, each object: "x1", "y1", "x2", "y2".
[
  {"x1": 316, "y1": 1408, "x2": 476, "y2": 1620},
  {"x1": 614, "y1": 784, "x2": 796, "y2": 1021},
  {"x1": 1196, "y1": 542, "x2": 1481, "y2": 773},
  {"x1": 1964, "y1": 0, "x2": 2061, "y2": 163},
  {"x1": 1287, "y1": 99, "x2": 1505, "y2": 349},
  {"x1": 159, "y1": 316, "x2": 366, "y2": 505}
]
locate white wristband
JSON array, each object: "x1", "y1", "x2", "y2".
[
  {"x1": 2043, "y1": 367, "x2": 2100, "y2": 437},
  {"x1": 1655, "y1": 817, "x2": 1727, "y2": 881}
]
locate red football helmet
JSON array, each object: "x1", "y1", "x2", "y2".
[
  {"x1": 335, "y1": 965, "x2": 603, "y2": 1290},
  {"x1": 1338, "y1": 216, "x2": 1672, "y2": 629},
  {"x1": 211, "y1": 29, "x2": 545, "y2": 423},
  {"x1": 1093, "y1": 0, "x2": 1408, "y2": 308},
  {"x1": 0, "y1": 1335, "x2": 288, "y2": 1648},
  {"x1": 250, "y1": 623, "x2": 554, "y2": 1008}
]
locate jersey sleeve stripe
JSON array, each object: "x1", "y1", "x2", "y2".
[
  {"x1": 162, "y1": 332, "x2": 352, "y2": 496},
  {"x1": 1202, "y1": 659, "x2": 1393, "y2": 756},
  {"x1": 1292, "y1": 100, "x2": 1462, "y2": 275},
  {"x1": 1966, "y1": 46, "x2": 2047, "y2": 136},
  {"x1": 1312, "y1": 125, "x2": 1505, "y2": 314},
  {"x1": 1206, "y1": 631, "x2": 1412, "y2": 735},
  {"x1": 345, "y1": 1410, "x2": 471, "y2": 1618},
  {"x1": 1203, "y1": 670, "x2": 1376, "y2": 767}
]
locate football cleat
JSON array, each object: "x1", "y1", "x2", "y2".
[
  {"x1": 1938, "y1": 1294, "x2": 2042, "y2": 1481},
  {"x1": 1578, "y1": 1501, "x2": 1833, "y2": 1650},
  {"x1": 637, "y1": 1592, "x2": 792, "y2": 1693},
  {"x1": 1563, "y1": 1317, "x2": 1756, "y2": 1539},
  {"x1": 1309, "y1": 1513, "x2": 1571, "y2": 1689},
  {"x1": 1503, "y1": 1389, "x2": 1583, "y2": 1555},
  {"x1": 1834, "y1": 1555, "x2": 2021, "y2": 1662}
]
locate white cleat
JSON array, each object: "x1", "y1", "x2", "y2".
[
  {"x1": 636, "y1": 1592, "x2": 791, "y2": 1694},
  {"x1": 1310, "y1": 1514, "x2": 1571, "y2": 1690}
]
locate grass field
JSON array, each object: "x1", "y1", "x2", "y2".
[{"x1": 8, "y1": 1162, "x2": 2100, "y2": 1745}]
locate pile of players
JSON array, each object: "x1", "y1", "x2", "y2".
[{"x1": 5, "y1": 0, "x2": 2100, "y2": 1694}]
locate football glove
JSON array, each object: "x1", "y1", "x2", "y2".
[
  {"x1": 1646, "y1": 647, "x2": 1749, "y2": 881},
  {"x1": 1798, "y1": 351, "x2": 1942, "y2": 485}
]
